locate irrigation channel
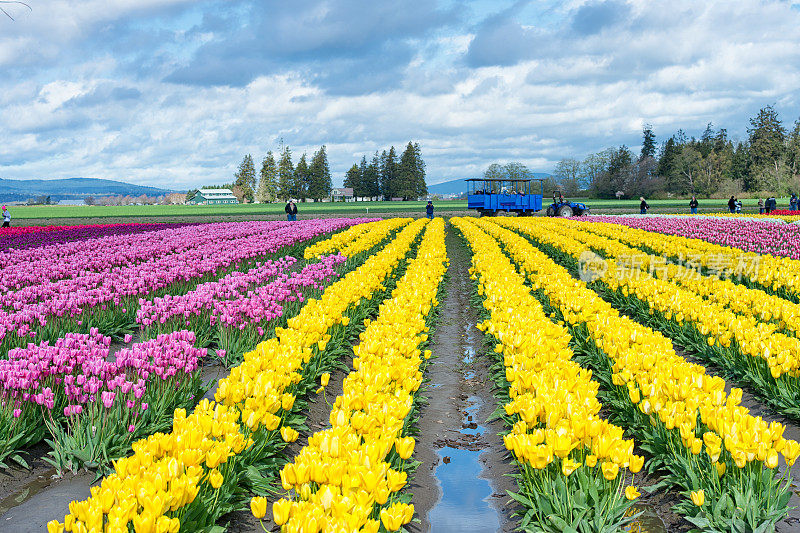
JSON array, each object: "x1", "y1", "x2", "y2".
[{"x1": 5, "y1": 221, "x2": 800, "y2": 531}]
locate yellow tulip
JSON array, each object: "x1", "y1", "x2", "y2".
[
  {"x1": 272, "y1": 499, "x2": 292, "y2": 526},
  {"x1": 629, "y1": 454, "x2": 644, "y2": 474},
  {"x1": 690, "y1": 489, "x2": 705, "y2": 507},
  {"x1": 601, "y1": 461, "x2": 619, "y2": 481},
  {"x1": 765, "y1": 448, "x2": 779, "y2": 469},
  {"x1": 320, "y1": 373, "x2": 330, "y2": 387},
  {"x1": 46, "y1": 520, "x2": 64, "y2": 533},
  {"x1": 395, "y1": 437, "x2": 415, "y2": 460},
  {"x1": 208, "y1": 469, "x2": 223, "y2": 489},
  {"x1": 280, "y1": 426, "x2": 299, "y2": 443},
  {"x1": 625, "y1": 486, "x2": 641, "y2": 500},
  {"x1": 250, "y1": 496, "x2": 268, "y2": 519}
]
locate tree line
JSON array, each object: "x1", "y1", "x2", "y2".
[
  {"x1": 549, "y1": 105, "x2": 800, "y2": 199},
  {"x1": 221, "y1": 144, "x2": 333, "y2": 203},
  {"x1": 343, "y1": 142, "x2": 427, "y2": 200}
]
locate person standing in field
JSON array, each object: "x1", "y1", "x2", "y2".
[
  {"x1": 689, "y1": 196, "x2": 698, "y2": 214},
  {"x1": 639, "y1": 197, "x2": 649, "y2": 214},
  {"x1": 285, "y1": 200, "x2": 298, "y2": 221},
  {"x1": 425, "y1": 200, "x2": 434, "y2": 219},
  {"x1": 727, "y1": 196, "x2": 736, "y2": 213},
  {"x1": 1, "y1": 206, "x2": 10, "y2": 228},
  {"x1": 758, "y1": 198, "x2": 765, "y2": 214}
]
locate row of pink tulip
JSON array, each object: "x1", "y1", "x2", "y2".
[
  {"x1": 0, "y1": 329, "x2": 207, "y2": 471},
  {"x1": 0, "y1": 221, "x2": 278, "y2": 291},
  {"x1": 210, "y1": 254, "x2": 346, "y2": 328},
  {"x1": 585, "y1": 215, "x2": 800, "y2": 260},
  {"x1": 135, "y1": 255, "x2": 298, "y2": 326},
  {"x1": 136, "y1": 253, "x2": 347, "y2": 361},
  {"x1": 0, "y1": 223, "x2": 190, "y2": 252},
  {"x1": 0, "y1": 219, "x2": 365, "y2": 350}
]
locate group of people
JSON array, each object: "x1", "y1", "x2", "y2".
[
  {"x1": 727, "y1": 196, "x2": 744, "y2": 214},
  {"x1": 756, "y1": 197, "x2": 777, "y2": 214}
]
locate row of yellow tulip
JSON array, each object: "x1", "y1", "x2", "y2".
[
  {"x1": 454, "y1": 218, "x2": 643, "y2": 531},
  {"x1": 581, "y1": 219, "x2": 800, "y2": 301},
  {"x1": 578, "y1": 220, "x2": 800, "y2": 336},
  {"x1": 258, "y1": 218, "x2": 447, "y2": 532},
  {"x1": 480, "y1": 218, "x2": 798, "y2": 531},
  {"x1": 303, "y1": 218, "x2": 409, "y2": 259},
  {"x1": 535, "y1": 218, "x2": 800, "y2": 380},
  {"x1": 52, "y1": 219, "x2": 428, "y2": 533}
]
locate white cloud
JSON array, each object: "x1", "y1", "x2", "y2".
[{"x1": 1, "y1": 0, "x2": 800, "y2": 188}]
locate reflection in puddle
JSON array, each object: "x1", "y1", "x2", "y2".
[
  {"x1": 0, "y1": 468, "x2": 57, "y2": 516},
  {"x1": 625, "y1": 504, "x2": 668, "y2": 533},
  {"x1": 427, "y1": 447, "x2": 499, "y2": 533},
  {"x1": 428, "y1": 393, "x2": 497, "y2": 532}
]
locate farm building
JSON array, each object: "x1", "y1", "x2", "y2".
[
  {"x1": 187, "y1": 189, "x2": 239, "y2": 205},
  {"x1": 330, "y1": 187, "x2": 354, "y2": 202}
]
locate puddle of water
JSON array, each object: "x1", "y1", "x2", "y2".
[
  {"x1": 624, "y1": 504, "x2": 668, "y2": 533},
  {"x1": 428, "y1": 391, "x2": 497, "y2": 532},
  {"x1": 461, "y1": 396, "x2": 485, "y2": 436},
  {"x1": 462, "y1": 345, "x2": 475, "y2": 365},
  {"x1": 464, "y1": 370, "x2": 476, "y2": 380},
  {"x1": 0, "y1": 468, "x2": 58, "y2": 516},
  {"x1": 427, "y1": 447, "x2": 499, "y2": 533},
  {"x1": 0, "y1": 471, "x2": 93, "y2": 533},
  {"x1": 430, "y1": 383, "x2": 443, "y2": 389}
]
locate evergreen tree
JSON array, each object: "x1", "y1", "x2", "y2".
[
  {"x1": 308, "y1": 146, "x2": 332, "y2": 201},
  {"x1": 233, "y1": 154, "x2": 256, "y2": 201},
  {"x1": 343, "y1": 164, "x2": 362, "y2": 199},
  {"x1": 380, "y1": 147, "x2": 399, "y2": 199},
  {"x1": 786, "y1": 119, "x2": 800, "y2": 177},
  {"x1": 413, "y1": 142, "x2": 427, "y2": 198},
  {"x1": 277, "y1": 145, "x2": 294, "y2": 200},
  {"x1": 256, "y1": 151, "x2": 278, "y2": 203},
  {"x1": 363, "y1": 153, "x2": 381, "y2": 199},
  {"x1": 658, "y1": 137, "x2": 680, "y2": 192},
  {"x1": 640, "y1": 124, "x2": 656, "y2": 160},
  {"x1": 748, "y1": 105, "x2": 786, "y2": 190},
  {"x1": 397, "y1": 142, "x2": 419, "y2": 199},
  {"x1": 698, "y1": 123, "x2": 715, "y2": 157},
  {"x1": 293, "y1": 154, "x2": 309, "y2": 200},
  {"x1": 357, "y1": 156, "x2": 369, "y2": 198},
  {"x1": 730, "y1": 142, "x2": 750, "y2": 187}
]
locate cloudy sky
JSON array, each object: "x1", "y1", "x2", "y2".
[{"x1": 2, "y1": 0, "x2": 800, "y2": 190}]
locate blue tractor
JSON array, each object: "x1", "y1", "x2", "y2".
[
  {"x1": 546, "y1": 191, "x2": 590, "y2": 217},
  {"x1": 466, "y1": 178, "x2": 544, "y2": 216}
]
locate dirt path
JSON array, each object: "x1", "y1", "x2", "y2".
[{"x1": 410, "y1": 224, "x2": 516, "y2": 533}]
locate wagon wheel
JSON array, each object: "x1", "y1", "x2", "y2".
[
  {"x1": 546, "y1": 206, "x2": 555, "y2": 217},
  {"x1": 557, "y1": 206, "x2": 573, "y2": 217}
]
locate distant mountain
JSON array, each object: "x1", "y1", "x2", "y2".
[
  {"x1": 0, "y1": 178, "x2": 175, "y2": 203},
  {"x1": 427, "y1": 173, "x2": 553, "y2": 196}
]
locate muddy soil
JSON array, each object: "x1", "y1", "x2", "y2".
[{"x1": 411, "y1": 225, "x2": 516, "y2": 533}]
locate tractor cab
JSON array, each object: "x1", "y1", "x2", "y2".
[
  {"x1": 466, "y1": 178, "x2": 544, "y2": 217},
  {"x1": 546, "y1": 190, "x2": 590, "y2": 217}
]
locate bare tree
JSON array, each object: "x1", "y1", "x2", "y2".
[{"x1": 1, "y1": 1, "x2": 31, "y2": 20}]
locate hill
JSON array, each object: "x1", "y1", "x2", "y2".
[
  {"x1": 0, "y1": 178, "x2": 174, "y2": 203},
  {"x1": 427, "y1": 173, "x2": 553, "y2": 196}
]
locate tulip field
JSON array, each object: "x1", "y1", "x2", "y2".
[{"x1": 2, "y1": 213, "x2": 800, "y2": 532}]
